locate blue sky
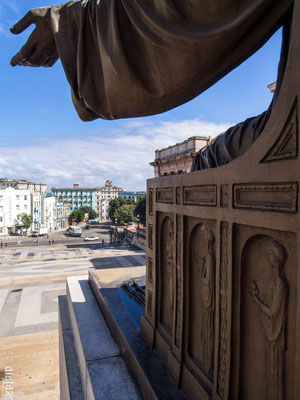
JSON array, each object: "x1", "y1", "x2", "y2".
[{"x1": 0, "y1": 1, "x2": 282, "y2": 190}]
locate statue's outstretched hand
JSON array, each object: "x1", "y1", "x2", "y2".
[{"x1": 10, "y1": 7, "x2": 58, "y2": 67}]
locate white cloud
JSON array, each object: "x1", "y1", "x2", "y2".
[{"x1": 0, "y1": 118, "x2": 232, "y2": 191}]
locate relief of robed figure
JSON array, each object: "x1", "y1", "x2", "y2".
[
  {"x1": 248, "y1": 240, "x2": 288, "y2": 400},
  {"x1": 188, "y1": 225, "x2": 215, "y2": 377}
]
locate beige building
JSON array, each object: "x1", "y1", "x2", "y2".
[
  {"x1": 150, "y1": 136, "x2": 210, "y2": 177},
  {"x1": 96, "y1": 180, "x2": 123, "y2": 220}
]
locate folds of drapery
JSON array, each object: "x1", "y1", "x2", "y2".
[{"x1": 50, "y1": 0, "x2": 293, "y2": 121}]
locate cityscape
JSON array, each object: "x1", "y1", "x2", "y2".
[{"x1": 0, "y1": 1, "x2": 295, "y2": 400}]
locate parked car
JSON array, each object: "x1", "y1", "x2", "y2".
[{"x1": 84, "y1": 235, "x2": 99, "y2": 241}]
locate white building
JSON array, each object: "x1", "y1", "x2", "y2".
[
  {"x1": 0, "y1": 182, "x2": 58, "y2": 236},
  {"x1": 0, "y1": 188, "x2": 31, "y2": 236},
  {"x1": 44, "y1": 196, "x2": 56, "y2": 232},
  {"x1": 55, "y1": 202, "x2": 71, "y2": 231},
  {"x1": 0, "y1": 178, "x2": 46, "y2": 194}
]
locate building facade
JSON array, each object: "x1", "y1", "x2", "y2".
[
  {"x1": 0, "y1": 178, "x2": 47, "y2": 194},
  {"x1": 55, "y1": 202, "x2": 71, "y2": 231},
  {"x1": 118, "y1": 191, "x2": 146, "y2": 202},
  {"x1": 96, "y1": 180, "x2": 123, "y2": 220},
  {"x1": 150, "y1": 136, "x2": 210, "y2": 177},
  {"x1": 51, "y1": 184, "x2": 97, "y2": 212},
  {"x1": 0, "y1": 188, "x2": 31, "y2": 235}
]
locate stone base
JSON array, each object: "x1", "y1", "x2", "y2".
[
  {"x1": 59, "y1": 275, "x2": 142, "y2": 400},
  {"x1": 88, "y1": 267, "x2": 187, "y2": 400},
  {"x1": 59, "y1": 269, "x2": 187, "y2": 399}
]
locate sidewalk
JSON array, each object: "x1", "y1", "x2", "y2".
[{"x1": 0, "y1": 330, "x2": 59, "y2": 399}]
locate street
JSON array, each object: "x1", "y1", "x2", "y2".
[{"x1": 0, "y1": 225, "x2": 110, "y2": 248}]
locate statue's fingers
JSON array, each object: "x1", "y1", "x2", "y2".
[
  {"x1": 10, "y1": 42, "x2": 36, "y2": 66},
  {"x1": 10, "y1": 10, "x2": 35, "y2": 34}
]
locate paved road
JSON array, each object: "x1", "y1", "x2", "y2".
[
  {"x1": 0, "y1": 226, "x2": 111, "y2": 248},
  {"x1": 0, "y1": 244, "x2": 145, "y2": 338}
]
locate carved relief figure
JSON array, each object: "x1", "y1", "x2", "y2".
[
  {"x1": 189, "y1": 225, "x2": 215, "y2": 377},
  {"x1": 160, "y1": 217, "x2": 174, "y2": 333},
  {"x1": 249, "y1": 240, "x2": 288, "y2": 400},
  {"x1": 166, "y1": 219, "x2": 175, "y2": 312}
]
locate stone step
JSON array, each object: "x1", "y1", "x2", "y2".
[{"x1": 60, "y1": 275, "x2": 142, "y2": 400}]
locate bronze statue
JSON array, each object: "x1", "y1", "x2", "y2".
[
  {"x1": 10, "y1": 1, "x2": 293, "y2": 167},
  {"x1": 10, "y1": 1, "x2": 292, "y2": 122},
  {"x1": 249, "y1": 240, "x2": 288, "y2": 400}
]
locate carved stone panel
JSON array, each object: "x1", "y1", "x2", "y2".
[
  {"x1": 217, "y1": 222, "x2": 229, "y2": 398},
  {"x1": 148, "y1": 224, "x2": 153, "y2": 249},
  {"x1": 233, "y1": 182, "x2": 298, "y2": 213},
  {"x1": 187, "y1": 221, "x2": 216, "y2": 379},
  {"x1": 262, "y1": 98, "x2": 298, "y2": 163},
  {"x1": 159, "y1": 214, "x2": 175, "y2": 336},
  {"x1": 183, "y1": 185, "x2": 217, "y2": 206},
  {"x1": 147, "y1": 290, "x2": 153, "y2": 316},
  {"x1": 148, "y1": 257, "x2": 153, "y2": 284},
  {"x1": 233, "y1": 230, "x2": 297, "y2": 400},
  {"x1": 149, "y1": 188, "x2": 153, "y2": 215},
  {"x1": 156, "y1": 187, "x2": 174, "y2": 204}
]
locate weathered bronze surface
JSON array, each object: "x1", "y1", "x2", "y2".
[{"x1": 11, "y1": 0, "x2": 292, "y2": 121}]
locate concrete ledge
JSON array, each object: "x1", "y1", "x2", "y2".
[
  {"x1": 60, "y1": 275, "x2": 142, "y2": 400},
  {"x1": 59, "y1": 295, "x2": 84, "y2": 400},
  {"x1": 89, "y1": 268, "x2": 187, "y2": 400}
]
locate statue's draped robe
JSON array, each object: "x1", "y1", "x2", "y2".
[{"x1": 51, "y1": 0, "x2": 292, "y2": 122}]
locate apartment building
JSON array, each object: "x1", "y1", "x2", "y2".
[
  {"x1": 0, "y1": 178, "x2": 47, "y2": 194},
  {"x1": 0, "y1": 187, "x2": 31, "y2": 235},
  {"x1": 51, "y1": 184, "x2": 97, "y2": 212},
  {"x1": 96, "y1": 180, "x2": 123, "y2": 220},
  {"x1": 118, "y1": 191, "x2": 146, "y2": 202}
]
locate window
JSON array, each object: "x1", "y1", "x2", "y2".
[
  {"x1": 16, "y1": 205, "x2": 20, "y2": 210},
  {"x1": 24, "y1": 205, "x2": 27, "y2": 210},
  {"x1": 0, "y1": 217, "x2": 2, "y2": 222},
  {"x1": 24, "y1": 195, "x2": 27, "y2": 200},
  {"x1": 16, "y1": 195, "x2": 19, "y2": 200},
  {"x1": 0, "y1": 196, "x2": 2, "y2": 201}
]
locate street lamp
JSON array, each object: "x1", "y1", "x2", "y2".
[{"x1": 137, "y1": 214, "x2": 140, "y2": 229}]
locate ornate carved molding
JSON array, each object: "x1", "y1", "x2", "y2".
[
  {"x1": 176, "y1": 186, "x2": 182, "y2": 205},
  {"x1": 156, "y1": 187, "x2": 174, "y2": 203},
  {"x1": 183, "y1": 185, "x2": 217, "y2": 206},
  {"x1": 261, "y1": 98, "x2": 298, "y2": 163},
  {"x1": 233, "y1": 182, "x2": 298, "y2": 213},
  {"x1": 220, "y1": 184, "x2": 229, "y2": 208},
  {"x1": 175, "y1": 214, "x2": 182, "y2": 348},
  {"x1": 218, "y1": 222, "x2": 229, "y2": 399}
]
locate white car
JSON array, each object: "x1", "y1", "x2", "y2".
[{"x1": 84, "y1": 236, "x2": 99, "y2": 241}]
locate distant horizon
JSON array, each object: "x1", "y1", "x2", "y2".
[{"x1": 0, "y1": 1, "x2": 282, "y2": 191}]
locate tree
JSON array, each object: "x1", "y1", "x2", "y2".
[
  {"x1": 108, "y1": 198, "x2": 127, "y2": 223},
  {"x1": 114, "y1": 204, "x2": 136, "y2": 226},
  {"x1": 18, "y1": 213, "x2": 32, "y2": 234},
  {"x1": 69, "y1": 209, "x2": 85, "y2": 223},
  {"x1": 80, "y1": 206, "x2": 97, "y2": 219},
  {"x1": 134, "y1": 195, "x2": 146, "y2": 226}
]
